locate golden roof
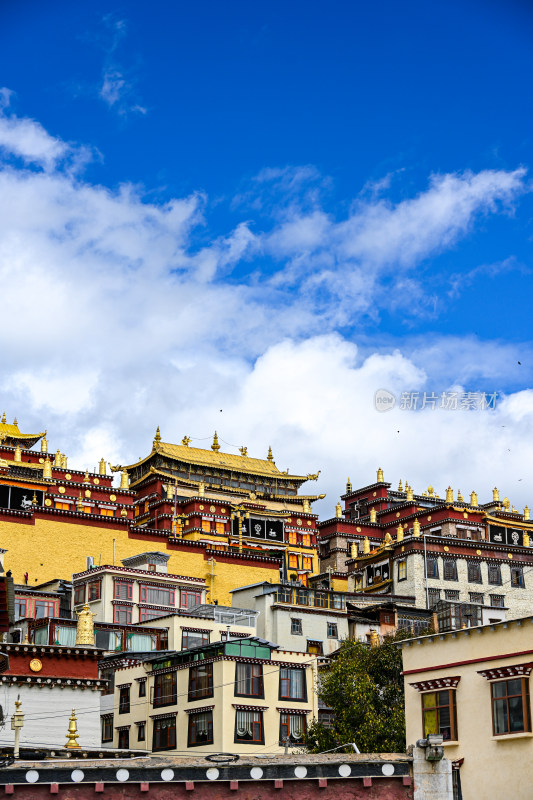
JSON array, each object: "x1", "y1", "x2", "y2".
[
  {"x1": 0, "y1": 416, "x2": 45, "y2": 445},
  {"x1": 126, "y1": 440, "x2": 313, "y2": 482}
]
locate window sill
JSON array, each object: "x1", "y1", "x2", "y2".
[
  {"x1": 491, "y1": 732, "x2": 533, "y2": 741},
  {"x1": 442, "y1": 741, "x2": 459, "y2": 747}
]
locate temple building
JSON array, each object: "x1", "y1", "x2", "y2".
[
  {"x1": 319, "y1": 469, "x2": 533, "y2": 622},
  {"x1": 0, "y1": 418, "x2": 323, "y2": 605}
]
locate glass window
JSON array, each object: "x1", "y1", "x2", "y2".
[
  {"x1": 74, "y1": 584, "x2": 85, "y2": 605},
  {"x1": 291, "y1": 618, "x2": 302, "y2": 635},
  {"x1": 428, "y1": 588, "x2": 441, "y2": 606},
  {"x1": 492, "y1": 678, "x2": 531, "y2": 735},
  {"x1": 113, "y1": 605, "x2": 132, "y2": 624},
  {"x1": 95, "y1": 629, "x2": 121, "y2": 650},
  {"x1": 489, "y1": 565, "x2": 502, "y2": 585},
  {"x1": 511, "y1": 567, "x2": 525, "y2": 588},
  {"x1": 14, "y1": 599, "x2": 27, "y2": 620},
  {"x1": 117, "y1": 729, "x2": 129, "y2": 749},
  {"x1": 180, "y1": 589, "x2": 202, "y2": 610},
  {"x1": 234, "y1": 710, "x2": 263, "y2": 743},
  {"x1": 88, "y1": 580, "x2": 101, "y2": 601},
  {"x1": 188, "y1": 663, "x2": 213, "y2": 701},
  {"x1": 445, "y1": 590, "x2": 459, "y2": 601},
  {"x1": 327, "y1": 622, "x2": 338, "y2": 639},
  {"x1": 280, "y1": 712, "x2": 307, "y2": 744},
  {"x1": 443, "y1": 560, "x2": 457, "y2": 581},
  {"x1": 426, "y1": 558, "x2": 439, "y2": 579},
  {"x1": 137, "y1": 723, "x2": 145, "y2": 742},
  {"x1": 279, "y1": 668, "x2": 306, "y2": 701},
  {"x1": 422, "y1": 690, "x2": 457, "y2": 741},
  {"x1": 468, "y1": 562, "x2": 482, "y2": 584},
  {"x1": 35, "y1": 601, "x2": 55, "y2": 619},
  {"x1": 118, "y1": 686, "x2": 130, "y2": 714},
  {"x1": 139, "y1": 585, "x2": 175, "y2": 606},
  {"x1": 153, "y1": 716, "x2": 177, "y2": 751},
  {"x1": 235, "y1": 663, "x2": 263, "y2": 697},
  {"x1": 114, "y1": 581, "x2": 133, "y2": 600},
  {"x1": 153, "y1": 672, "x2": 177, "y2": 707},
  {"x1": 182, "y1": 630, "x2": 210, "y2": 650},
  {"x1": 139, "y1": 681, "x2": 146, "y2": 697},
  {"x1": 139, "y1": 607, "x2": 166, "y2": 622},
  {"x1": 53, "y1": 625, "x2": 77, "y2": 646},
  {"x1": 188, "y1": 710, "x2": 213, "y2": 746},
  {"x1": 127, "y1": 632, "x2": 157, "y2": 651},
  {"x1": 301, "y1": 534, "x2": 311, "y2": 547},
  {"x1": 469, "y1": 592, "x2": 484, "y2": 604},
  {"x1": 490, "y1": 595, "x2": 505, "y2": 608},
  {"x1": 397, "y1": 560, "x2": 407, "y2": 581},
  {"x1": 101, "y1": 716, "x2": 113, "y2": 742}
]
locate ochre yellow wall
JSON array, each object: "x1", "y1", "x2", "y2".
[{"x1": 0, "y1": 517, "x2": 280, "y2": 606}]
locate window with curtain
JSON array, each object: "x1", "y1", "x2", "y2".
[
  {"x1": 153, "y1": 671, "x2": 177, "y2": 707},
  {"x1": 139, "y1": 607, "x2": 166, "y2": 622},
  {"x1": 14, "y1": 599, "x2": 27, "y2": 620},
  {"x1": 188, "y1": 710, "x2": 213, "y2": 746},
  {"x1": 280, "y1": 712, "x2": 306, "y2": 744},
  {"x1": 88, "y1": 580, "x2": 101, "y2": 601},
  {"x1": 279, "y1": 668, "x2": 306, "y2": 701},
  {"x1": 114, "y1": 581, "x2": 133, "y2": 600},
  {"x1": 35, "y1": 601, "x2": 55, "y2": 618},
  {"x1": 180, "y1": 590, "x2": 202, "y2": 610},
  {"x1": 95, "y1": 629, "x2": 121, "y2": 650},
  {"x1": 139, "y1": 585, "x2": 175, "y2": 606},
  {"x1": 54, "y1": 625, "x2": 77, "y2": 646},
  {"x1": 188, "y1": 663, "x2": 213, "y2": 700},
  {"x1": 234, "y1": 710, "x2": 263, "y2": 743},
  {"x1": 153, "y1": 717, "x2": 176, "y2": 751},
  {"x1": 34, "y1": 627, "x2": 48, "y2": 645},
  {"x1": 74, "y1": 584, "x2": 85, "y2": 604},
  {"x1": 113, "y1": 606, "x2": 132, "y2": 624},
  {"x1": 182, "y1": 631, "x2": 209, "y2": 650},
  {"x1": 127, "y1": 633, "x2": 157, "y2": 651},
  {"x1": 422, "y1": 690, "x2": 457, "y2": 741},
  {"x1": 235, "y1": 663, "x2": 263, "y2": 697}
]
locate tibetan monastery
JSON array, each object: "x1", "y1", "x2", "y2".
[{"x1": 0, "y1": 418, "x2": 324, "y2": 604}]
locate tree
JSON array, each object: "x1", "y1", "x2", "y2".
[{"x1": 305, "y1": 631, "x2": 411, "y2": 753}]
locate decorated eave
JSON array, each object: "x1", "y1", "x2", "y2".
[
  {"x1": 0, "y1": 416, "x2": 45, "y2": 449},
  {"x1": 341, "y1": 480, "x2": 391, "y2": 501}
]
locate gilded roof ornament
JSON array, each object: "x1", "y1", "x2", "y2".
[
  {"x1": 211, "y1": 432, "x2": 221, "y2": 452},
  {"x1": 43, "y1": 458, "x2": 52, "y2": 479},
  {"x1": 65, "y1": 709, "x2": 81, "y2": 749},
  {"x1": 13, "y1": 417, "x2": 17, "y2": 425},
  {"x1": 396, "y1": 524, "x2": 404, "y2": 542},
  {"x1": 239, "y1": 446, "x2": 248, "y2": 456},
  {"x1": 76, "y1": 493, "x2": 83, "y2": 512},
  {"x1": 335, "y1": 502, "x2": 342, "y2": 518},
  {"x1": 153, "y1": 427, "x2": 162, "y2": 449},
  {"x1": 427, "y1": 485, "x2": 434, "y2": 497},
  {"x1": 363, "y1": 536, "x2": 370, "y2": 554},
  {"x1": 350, "y1": 542, "x2": 357, "y2": 559},
  {"x1": 413, "y1": 518, "x2": 421, "y2": 537},
  {"x1": 302, "y1": 498, "x2": 311, "y2": 512},
  {"x1": 384, "y1": 531, "x2": 392, "y2": 544},
  {"x1": 369, "y1": 507, "x2": 377, "y2": 523},
  {"x1": 470, "y1": 490, "x2": 478, "y2": 507},
  {"x1": 457, "y1": 489, "x2": 464, "y2": 502},
  {"x1": 307, "y1": 471, "x2": 320, "y2": 481},
  {"x1": 493, "y1": 487, "x2": 500, "y2": 503},
  {"x1": 267, "y1": 446, "x2": 274, "y2": 462},
  {"x1": 61, "y1": 454, "x2": 67, "y2": 469},
  {"x1": 502, "y1": 497, "x2": 511, "y2": 511},
  {"x1": 398, "y1": 480, "x2": 403, "y2": 492},
  {"x1": 198, "y1": 480, "x2": 205, "y2": 496},
  {"x1": 75, "y1": 603, "x2": 96, "y2": 647},
  {"x1": 346, "y1": 477, "x2": 352, "y2": 492},
  {"x1": 406, "y1": 485, "x2": 414, "y2": 502},
  {"x1": 525, "y1": 506, "x2": 530, "y2": 521},
  {"x1": 181, "y1": 435, "x2": 191, "y2": 446},
  {"x1": 99, "y1": 458, "x2": 106, "y2": 476},
  {"x1": 1, "y1": 413, "x2": 5, "y2": 424},
  {"x1": 446, "y1": 486, "x2": 453, "y2": 504},
  {"x1": 120, "y1": 470, "x2": 129, "y2": 489},
  {"x1": 524, "y1": 531, "x2": 530, "y2": 548},
  {"x1": 377, "y1": 467, "x2": 384, "y2": 483},
  {"x1": 54, "y1": 450, "x2": 62, "y2": 467},
  {"x1": 14, "y1": 445, "x2": 21, "y2": 463},
  {"x1": 83, "y1": 469, "x2": 90, "y2": 483}
]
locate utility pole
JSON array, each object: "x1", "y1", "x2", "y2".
[{"x1": 11, "y1": 696, "x2": 24, "y2": 759}]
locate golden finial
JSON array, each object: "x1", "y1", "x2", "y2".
[
  {"x1": 22, "y1": 632, "x2": 30, "y2": 644},
  {"x1": 65, "y1": 709, "x2": 81, "y2": 749},
  {"x1": 1, "y1": 413, "x2": 5, "y2": 424},
  {"x1": 75, "y1": 603, "x2": 96, "y2": 647},
  {"x1": 525, "y1": 506, "x2": 530, "y2": 521},
  {"x1": 198, "y1": 480, "x2": 205, "y2": 497},
  {"x1": 211, "y1": 432, "x2": 221, "y2": 452},
  {"x1": 153, "y1": 427, "x2": 161, "y2": 449},
  {"x1": 428, "y1": 485, "x2": 434, "y2": 497},
  {"x1": 346, "y1": 477, "x2": 352, "y2": 492},
  {"x1": 76, "y1": 493, "x2": 83, "y2": 512},
  {"x1": 13, "y1": 417, "x2": 17, "y2": 426},
  {"x1": 523, "y1": 531, "x2": 530, "y2": 547},
  {"x1": 503, "y1": 497, "x2": 511, "y2": 511},
  {"x1": 120, "y1": 506, "x2": 127, "y2": 517},
  {"x1": 406, "y1": 485, "x2": 414, "y2": 502},
  {"x1": 422, "y1": 491, "x2": 428, "y2": 497},
  {"x1": 32, "y1": 492, "x2": 37, "y2": 506},
  {"x1": 120, "y1": 470, "x2": 129, "y2": 490},
  {"x1": 384, "y1": 531, "x2": 392, "y2": 545},
  {"x1": 61, "y1": 454, "x2": 67, "y2": 469},
  {"x1": 267, "y1": 446, "x2": 274, "y2": 462},
  {"x1": 413, "y1": 518, "x2": 421, "y2": 537},
  {"x1": 335, "y1": 502, "x2": 342, "y2": 518},
  {"x1": 53, "y1": 450, "x2": 61, "y2": 467},
  {"x1": 239, "y1": 446, "x2": 248, "y2": 456},
  {"x1": 43, "y1": 457, "x2": 52, "y2": 479},
  {"x1": 396, "y1": 524, "x2": 404, "y2": 542},
  {"x1": 398, "y1": 479, "x2": 403, "y2": 492},
  {"x1": 470, "y1": 490, "x2": 478, "y2": 507},
  {"x1": 512, "y1": 505, "x2": 518, "y2": 513},
  {"x1": 181, "y1": 435, "x2": 191, "y2": 446},
  {"x1": 370, "y1": 630, "x2": 380, "y2": 649},
  {"x1": 99, "y1": 458, "x2": 106, "y2": 476},
  {"x1": 493, "y1": 487, "x2": 500, "y2": 503},
  {"x1": 302, "y1": 498, "x2": 311, "y2": 512},
  {"x1": 369, "y1": 507, "x2": 377, "y2": 523},
  {"x1": 363, "y1": 536, "x2": 370, "y2": 554},
  {"x1": 377, "y1": 467, "x2": 384, "y2": 483},
  {"x1": 446, "y1": 486, "x2": 453, "y2": 504},
  {"x1": 83, "y1": 469, "x2": 90, "y2": 483},
  {"x1": 350, "y1": 542, "x2": 357, "y2": 558},
  {"x1": 41, "y1": 433, "x2": 48, "y2": 453},
  {"x1": 457, "y1": 489, "x2": 464, "y2": 502},
  {"x1": 14, "y1": 445, "x2": 21, "y2": 463}
]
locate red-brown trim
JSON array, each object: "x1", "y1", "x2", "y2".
[{"x1": 403, "y1": 648, "x2": 533, "y2": 675}]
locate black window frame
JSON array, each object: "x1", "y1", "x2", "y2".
[
  {"x1": 188, "y1": 663, "x2": 214, "y2": 701},
  {"x1": 327, "y1": 622, "x2": 338, "y2": 639},
  {"x1": 488, "y1": 564, "x2": 502, "y2": 586},
  {"x1": 291, "y1": 618, "x2": 302, "y2": 635},
  {"x1": 511, "y1": 566, "x2": 525, "y2": 588},
  {"x1": 153, "y1": 671, "x2": 177, "y2": 708},
  {"x1": 118, "y1": 686, "x2": 130, "y2": 714},
  {"x1": 137, "y1": 723, "x2": 146, "y2": 742},
  {"x1": 426, "y1": 558, "x2": 439, "y2": 579},
  {"x1": 467, "y1": 561, "x2": 483, "y2": 584},
  {"x1": 234, "y1": 662, "x2": 264, "y2": 698},
  {"x1": 101, "y1": 716, "x2": 113, "y2": 743},
  {"x1": 279, "y1": 711, "x2": 307, "y2": 745},
  {"x1": 443, "y1": 559, "x2": 458, "y2": 581},
  {"x1": 117, "y1": 729, "x2": 129, "y2": 749},
  {"x1": 279, "y1": 667, "x2": 307, "y2": 702},
  {"x1": 152, "y1": 716, "x2": 177, "y2": 751},
  {"x1": 188, "y1": 710, "x2": 214, "y2": 747},
  {"x1": 234, "y1": 709, "x2": 264, "y2": 745}
]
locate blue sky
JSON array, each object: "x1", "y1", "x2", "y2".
[{"x1": 2, "y1": 1, "x2": 533, "y2": 508}]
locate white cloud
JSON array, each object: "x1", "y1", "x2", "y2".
[{"x1": 0, "y1": 102, "x2": 532, "y2": 512}]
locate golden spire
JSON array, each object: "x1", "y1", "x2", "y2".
[
  {"x1": 99, "y1": 458, "x2": 106, "y2": 476},
  {"x1": 14, "y1": 445, "x2": 21, "y2": 463},
  {"x1": 363, "y1": 536, "x2": 370, "y2": 554},
  {"x1": 396, "y1": 524, "x2": 404, "y2": 542},
  {"x1": 413, "y1": 518, "x2": 421, "y2": 537},
  {"x1": 120, "y1": 470, "x2": 129, "y2": 489},
  {"x1": 335, "y1": 502, "x2": 342, "y2": 518},
  {"x1": 377, "y1": 467, "x2": 384, "y2": 483},
  {"x1": 406, "y1": 485, "x2": 414, "y2": 502},
  {"x1": 302, "y1": 498, "x2": 311, "y2": 512},
  {"x1": 267, "y1": 446, "x2": 274, "y2": 462},
  {"x1": 41, "y1": 432, "x2": 48, "y2": 453},
  {"x1": 493, "y1": 487, "x2": 500, "y2": 503},
  {"x1": 346, "y1": 477, "x2": 352, "y2": 493},
  {"x1": 457, "y1": 489, "x2": 464, "y2": 502},
  {"x1": 181, "y1": 435, "x2": 191, "y2": 446},
  {"x1": 211, "y1": 432, "x2": 221, "y2": 452},
  {"x1": 53, "y1": 450, "x2": 61, "y2": 467},
  {"x1": 76, "y1": 493, "x2": 83, "y2": 512},
  {"x1": 369, "y1": 507, "x2": 377, "y2": 523},
  {"x1": 470, "y1": 490, "x2": 478, "y2": 507},
  {"x1": 446, "y1": 486, "x2": 453, "y2": 504},
  {"x1": 43, "y1": 457, "x2": 52, "y2": 479},
  {"x1": 75, "y1": 603, "x2": 96, "y2": 647},
  {"x1": 32, "y1": 492, "x2": 37, "y2": 506},
  {"x1": 523, "y1": 531, "x2": 530, "y2": 547},
  {"x1": 350, "y1": 542, "x2": 357, "y2": 558},
  {"x1": 22, "y1": 632, "x2": 30, "y2": 645},
  {"x1": 239, "y1": 446, "x2": 248, "y2": 456},
  {"x1": 13, "y1": 417, "x2": 17, "y2": 425},
  {"x1": 61, "y1": 454, "x2": 67, "y2": 469},
  {"x1": 398, "y1": 479, "x2": 403, "y2": 492},
  {"x1": 65, "y1": 709, "x2": 81, "y2": 749},
  {"x1": 1, "y1": 412, "x2": 5, "y2": 424},
  {"x1": 153, "y1": 426, "x2": 161, "y2": 449},
  {"x1": 525, "y1": 506, "x2": 530, "y2": 521}
]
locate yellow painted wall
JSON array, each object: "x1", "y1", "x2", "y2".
[{"x1": 0, "y1": 516, "x2": 279, "y2": 606}]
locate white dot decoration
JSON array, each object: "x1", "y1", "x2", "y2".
[
  {"x1": 71, "y1": 770, "x2": 84, "y2": 782},
  {"x1": 250, "y1": 767, "x2": 263, "y2": 780},
  {"x1": 25, "y1": 771, "x2": 39, "y2": 783},
  {"x1": 161, "y1": 769, "x2": 174, "y2": 782},
  {"x1": 116, "y1": 769, "x2": 129, "y2": 782},
  {"x1": 294, "y1": 766, "x2": 307, "y2": 778},
  {"x1": 206, "y1": 768, "x2": 219, "y2": 781},
  {"x1": 338, "y1": 764, "x2": 351, "y2": 777},
  {"x1": 382, "y1": 763, "x2": 395, "y2": 777}
]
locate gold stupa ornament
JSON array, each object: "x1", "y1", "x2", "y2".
[
  {"x1": 120, "y1": 470, "x2": 129, "y2": 489},
  {"x1": 41, "y1": 432, "x2": 48, "y2": 453},
  {"x1": 54, "y1": 450, "x2": 62, "y2": 467},
  {"x1": 61, "y1": 454, "x2": 67, "y2": 469},
  {"x1": 446, "y1": 486, "x2": 453, "y2": 504},
  {"x1": 413, "y1": 518, "x2": 421, "y2": 537},
  {"x1": 369, "y1": 507, "x2": 377, "y2": 523},
  {"x1": 335, "y1": 502, "x2": 342, "y2": 518},
  {"x1": 14, "y1": 445, "x2": 22, "y2": 463},
  {"x1": 43, "y1": 457, "x2": 52, "y2": 479},
  {"x1": 267, "y1": 446, "x2": 274, "y2": 462},
  {"x1": 398, "y1": 480, "x2": 403, "y2": 492},
  {"x1": 493, "y1": 487, "x2": 500, "y2": 503},
  {"x1": 75, "y1": 603, "x2": 96, "y2": 647},
  {"x1": 154, "y1": 426, "x2": 161, "y2": 447},
  {"x1": 65, "y1": 709, "x2": 81, "y2": 749},
  {"x1": 502, "y1": 497, "x2": 511, "y2": 511},
  {"x1": 363, "y1": 536, "x2": 370, "y2": 554},
  {"x1": 396, "y1": 524, "x2": 404, "y2": 542},
  {"x1": 470, "y1": 490, "x2": 478, "y2": 507},
  {"x1": 211, "y1": 432, "x2": 221, "y2": 452},
  {"x1": 346, "y1": 477, "x2": 352, "y2": 493},
  {"x1": 525, "y1": 506, "x2": 530, "y2": 521},
  {"x1": 350, "y1": 542, "x2": 357, "y2": 558},
  {"x1": 457, "y1": 489, "x2": 464, "y2": 502},
  {"x1": 377, "y1": 467, "x2": 384, "y2": 483},
  {"x1": 99, "y1": 458, "x2": 107, "y2": 476},
  {"x1": 406, "y1": 485, "x2": 414, "y2": 502}
]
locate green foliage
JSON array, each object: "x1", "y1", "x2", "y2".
[{"x1": 305, "y1": 631, "x2": 411, "y2": 754}]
